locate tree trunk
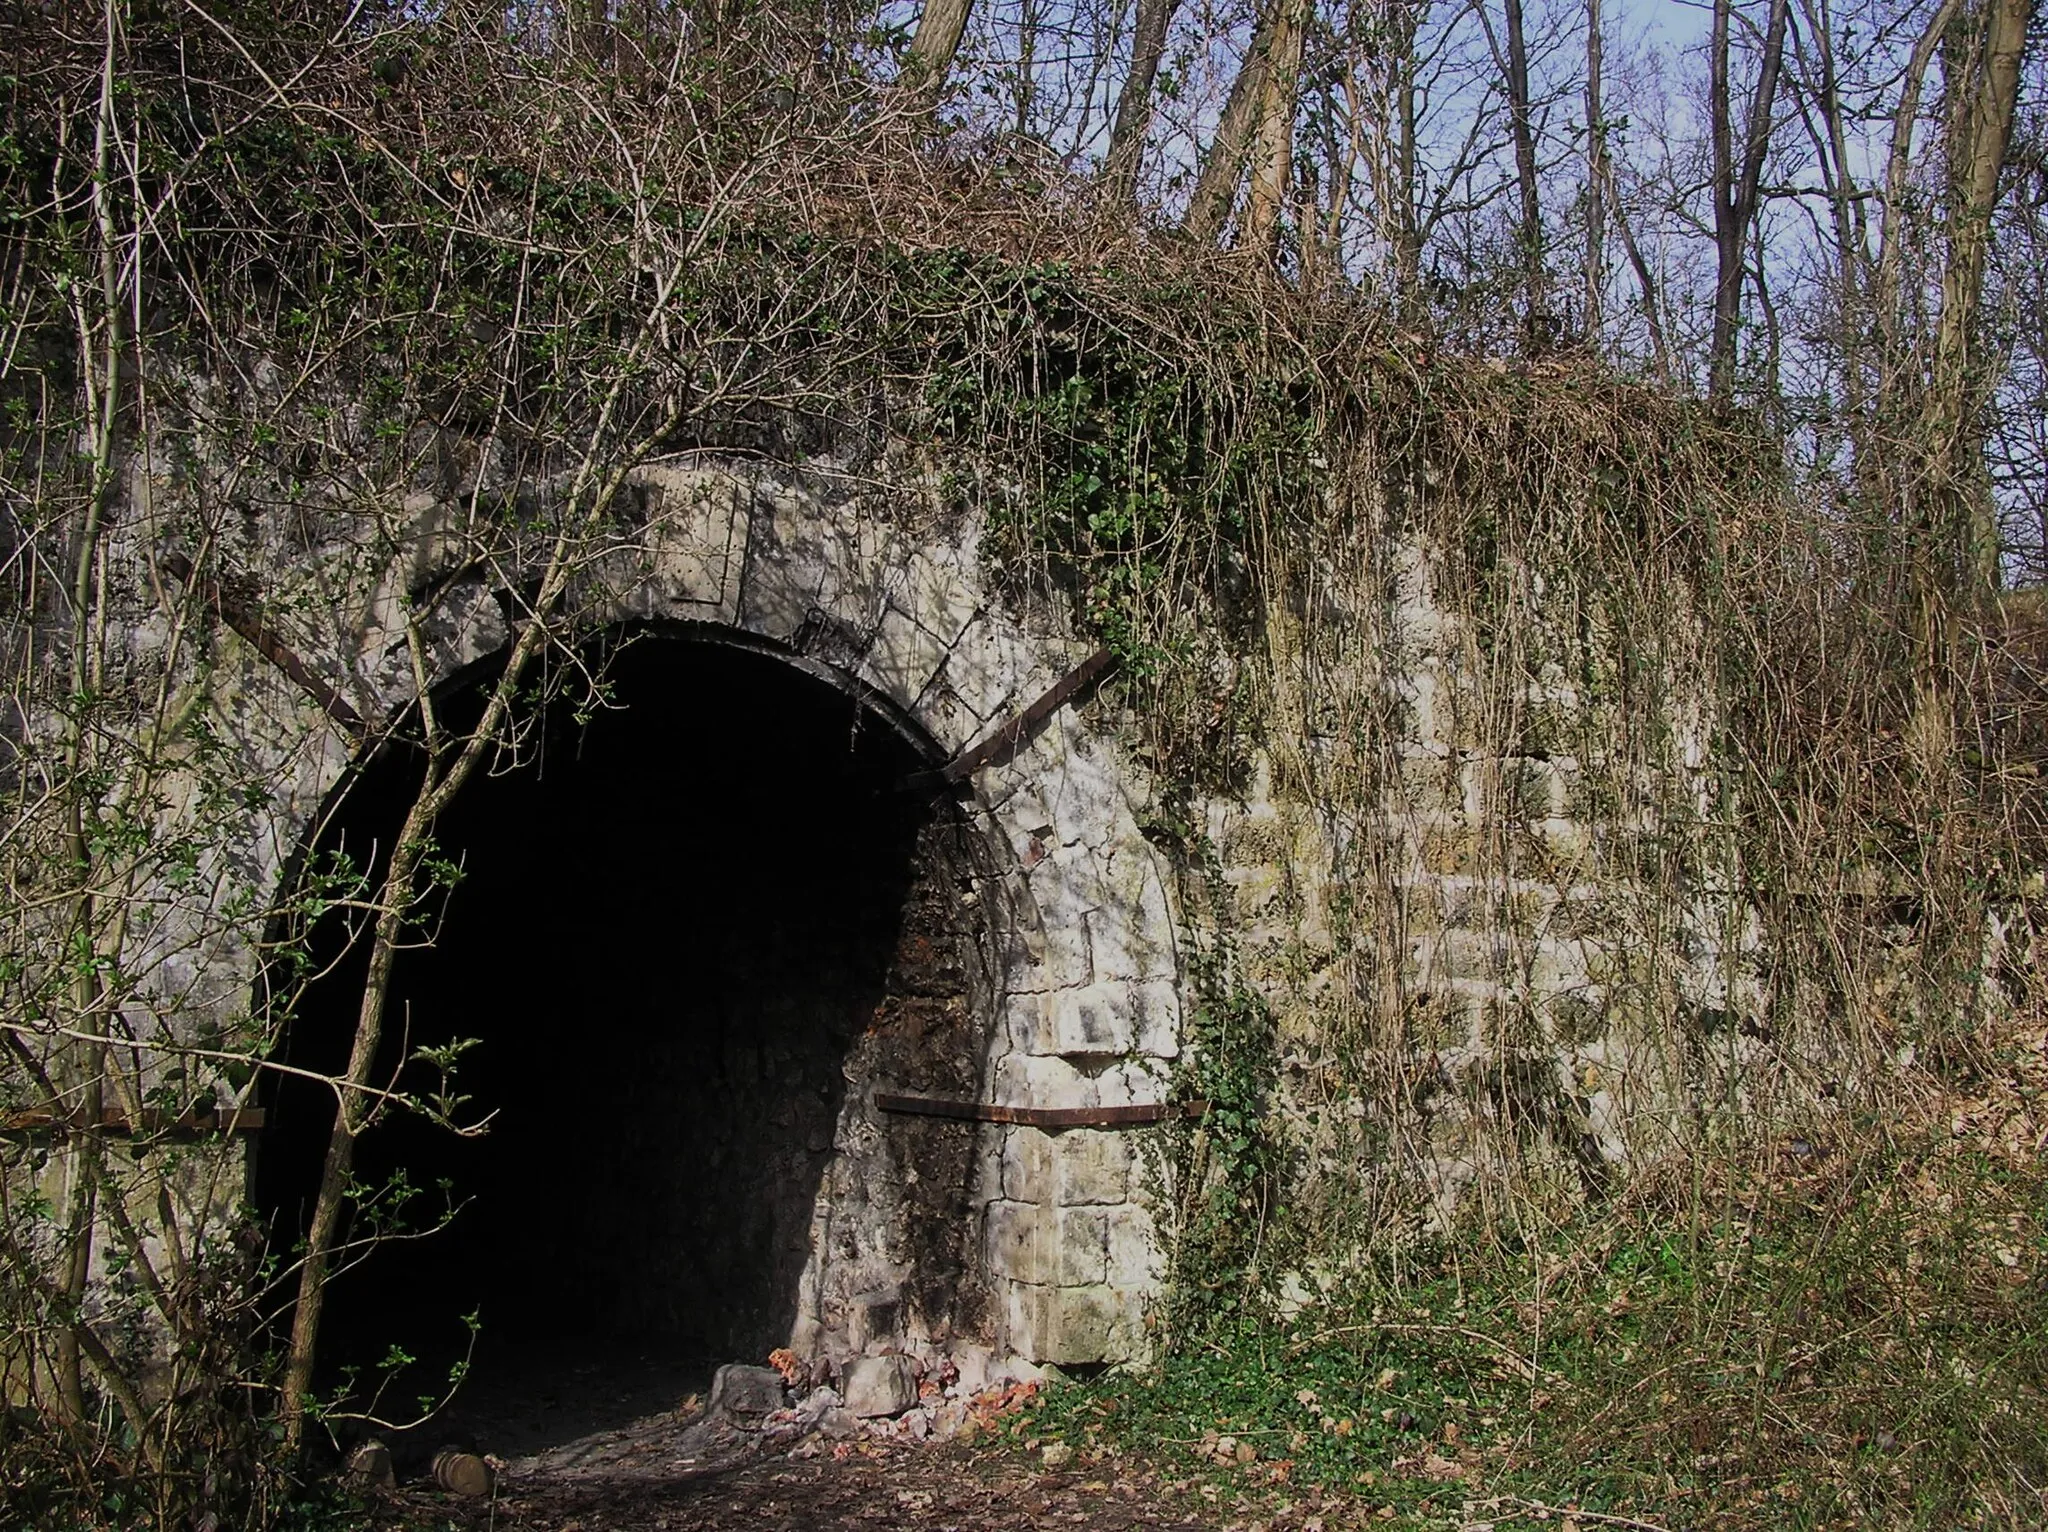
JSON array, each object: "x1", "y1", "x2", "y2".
[
  {"x1": 1502, "y1": 0, "x2": 1546, "y2": 344},
  {"x1": 1708, "y1": 0, "x2": 1791, "y2": 403},
  {"x1": 1583, "y1": 0, "x2": 1605, "y2": 344},
  {"x1": 901, "y1": 0, "x2": 976, "y2": 108},
  {"x1": 1105, "y1": 0, "x2": 1184, "y2": 204},
  {"x1": 1389, "y1": 4, "x2": 1424, "y2": 318},
  {"x1": 1929, "y1": 0, "x2": 2033, "y2": 597},
  {"x1": 1240, "y1": 0, "x2": 1311, "y2": 257},
  {"x1": 1185, "y1": 3, "x2": 1279, "y2": 243}
]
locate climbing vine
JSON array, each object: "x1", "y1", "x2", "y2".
[{"x1": 7, "y1": 5, "x2": 2048, "y2": 1524}]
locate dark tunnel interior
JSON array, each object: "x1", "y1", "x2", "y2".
[{"x1": 254, "y1": 633, "x2": 960, "y2": 1445}]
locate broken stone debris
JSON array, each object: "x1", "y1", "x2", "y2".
[
  {"x1": 709, "y1": 1361, "x2": 789, "y2": 1421},
  {"x1": 842, "y1": 1354, "x2": 919, "y2": 1418},
  {"x1": 761, "y1": 1351, "x2": 1045, "y2": 1456}
]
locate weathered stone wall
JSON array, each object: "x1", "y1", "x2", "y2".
[
  {"x1": 131, "y1": 446, "x2": 1184, "y2": 1374},
  {"x1": 1192, "y1": 533, "x2": 1744, "y2": 1252},
  {"x1": 103, "y1": 409, "x2": 1763, "y2": 1373}
]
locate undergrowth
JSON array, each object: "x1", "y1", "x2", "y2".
[
  {"x1": 7, "y1": 3, "x2": 2048, "y2": 1524},
  {"x1": 1023, "y1": 1031, "x2": 2048, "y2": 1529}
]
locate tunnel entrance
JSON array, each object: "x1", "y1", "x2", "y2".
[{"x1": 255, "y1": 632, "x2": 998, "y2": 1443}]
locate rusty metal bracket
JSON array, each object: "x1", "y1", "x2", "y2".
[
  {"x1": 903, "y1": 645, "x2": 1116, "y2": 791},
  {"x1": 875, "y1": 1092, "x2": 1204, "y2": 1129},
  {"x1": 162, "y1": 551, "x2": 365, "y2": 738},
  {"x1": 0, "y1": 1106, "x2": 266, "y2": 1138}
]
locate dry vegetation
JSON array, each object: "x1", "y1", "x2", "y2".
[{"x1": 3, "y1": 2, "x2": 2048, "y2": 1528}]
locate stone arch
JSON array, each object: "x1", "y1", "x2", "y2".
[{"x1": 251, "y1": 457, "x2": 1183, "y2": 1371}]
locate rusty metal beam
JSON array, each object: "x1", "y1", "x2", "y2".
[
  {"x1": 905, "y1": 645, "x2": 1116, "y2": 790},
  {"x1": 161, "y1": 551, "x2": 365, "y2": 737},
  {"x1": 874, "y1": 1092, "x2": 1203, "y2": 1129},
  {"x1": 0, "y1": 1106, "x2": 266, "y2": 1137}
]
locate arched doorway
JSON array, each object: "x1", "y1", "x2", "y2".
[{"x1": 254, "y1": 630, "x2": 1002, "y2": 1444}]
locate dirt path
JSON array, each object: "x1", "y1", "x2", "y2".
[
  {"x1": 374, "y1": 1439, "x2": 1311, "y2": 1531},
  {"x1": 486, "y1": 1442, "x2": 1253, "y2": 1531},
  {"x1": 370, "y1": 1419, "x2": 1393, "y2": 1532}
]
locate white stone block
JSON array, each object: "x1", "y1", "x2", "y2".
[
  {"x1": 1129, "y1": 978, "x2": 1183, "y2": 1060},
  {"x1": 1083, "y1": 903, "x2": 1177, "y2": 985},
  {"x1": 888, "y1": 551, "x2": 982, "y2": 648},
  {"x1": 940, "y1": 617, "x2": 1040, "y2": 725},
  {"x1": 1057, "y1": 1208, "x2": 1110, "y2": 1284},
  {"x1": 1001, "y1": 1127, "x2": 1056, "y2": 1202},
  {"x1": 1006, "y1": 915, "x2": 1095, "y2": 994},
  {"x1": 859, "y1": 601, "x2": 952, "y2": 710},
  {"x1": 1105, "y1": 1204, "x2": 1162, "y2": 1288},
  {"x1": 990, "y1": 1053, "x2": 1098, "y2": 1110},
  {"x1": 1003, "y1": 1281, "x2": 1127, "y2": 1365},
  {"x1": 634, "y1": 466, "x2": 747, "y2": 617},
  {"x1": 907, "y1": 674, "x2": 982, "y2": 758},
  {"x1": 1054, "y1": 1131, "x2": 1131, "y2": 1206},
  {"x1": 1028, "y1": 845, "x2": 1109, "y2": 921},
  {"x1": 985, "y1": 1200, "x2": 1105, "y2": 1285},
  {"x1": 1030, "y1": 982, "x2": 1134, "y2": 1058}
]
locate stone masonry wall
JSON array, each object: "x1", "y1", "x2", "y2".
[
  {"x1": 126, "y1": 445, "x2": 1184, "y2": 1374},
  {"x1": 1194, "y1": 535, "x2": 1743, "y2": 1249}
]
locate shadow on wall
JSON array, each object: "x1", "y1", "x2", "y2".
[{"x1": 254, "y1": 631, "x2": 981, "y2": 1442}]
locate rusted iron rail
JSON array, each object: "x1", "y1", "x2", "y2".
[
  {"x1": 875, "y1": 1092, "x2": 1204, "y2": 1129},
  {"x1": 906, "y1": 645, "x2": 1116, "y2": 790},
  {"x1": 161, "y1": 551, "x2": 366, "y2": 737},
  {"x1": 0, "y1": 1106, "x2": 266, "y2": 1137}
]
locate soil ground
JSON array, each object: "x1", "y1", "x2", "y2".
[
  {"x1": 401, "y1": 1440, "x2": 1268, "y2": 1531},
  {"x1": 363, "y1": 1403, "x2": 1400, "y2": 1532}
]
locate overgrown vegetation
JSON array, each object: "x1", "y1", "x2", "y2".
[{"x1": 4, "y1": 2, "x2": 2047, "y2": 1527}]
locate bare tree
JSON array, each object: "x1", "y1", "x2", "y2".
[
  {"x1": 1584, "y1": 0, "x2": 1606, "y2": 343},
  {"x1": 903, "y1": 0, "x2": 979, "y2": 107},
  {"x1": 1106, "y1": 0, "x2": 1187, "y2": 201},
  {"x1": 1929, "y1": 0, "x2": 2035, "y2": 594},
  {"x1": 1242, "y1": 0, "x2": 1314, "y2": 253},
  {"x1": 1709, "y1": 0, "x2": 1793, "y2": 401},
  {"x1": 1479, "y1": 0, "x2": 1548, "y2": 341}
]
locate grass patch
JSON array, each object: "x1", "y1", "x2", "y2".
[{"x1": 1014, "y1": 1125, "x2": 2048, "y2": 1530}]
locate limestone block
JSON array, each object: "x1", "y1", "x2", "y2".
[
  {"x1": 1058, "y1": 1208, "x2": 1110, "y2": 1284},
  {"x1": 1105, "y1": 1204, "x2": 1162, "y2": 1288},
  {"x1": 1530, "y1": 935, "x2": 1591, "y2": 991},
  {"x1": 991, "y1": 1052, "x2": 1098, "y2": 1110},
  {"x1": 860, "y1": 601, "x2": 952, "y2": 709},
  {"x1": 1084, "y1": 902, "x2": 1176, "y2": 986},
  {"x1": 1129, "y1": 978, "x2": 1182, "y2": 1060},
  {"x1": 1005, "y1": 915, "x2": 1095, "y2": 994},
  {"x1": 1001, "y1": 1128, "x2": 1056, "y2": 1202},
  {"x1": 632, "y1": 466, "x2": 747, "y2": 617},
  {"x1": 709, "y1": 1363, "x2": 786, "y2": 1421},
  {"x1": 1054, "y1": 1130, "x2": 1131, "y2": 1206},
  {"x1": 1418, "y1": 823, "x2": 1483, "y2": 877},
  {"x1": 1004, "y1": 1281, "x2": 1126, "y2": 1365},
  {"x1": 1028, "y1": 982, "x2": 1134, "y2": 1058},
  {"x1": 1028, "y1": 846, "x2": 1109, "y2": 924},
  {"x1": 417, "y1": 576, "x2": 510, "y2": 688},
  {"x1": 1227, "y1": 861, "x2": 1288, "y2": 916},
  {"x1": 993, "y1": 784, "x2": 1061, "y2": 855},
  {"x1": 887, "y1": 549, "x2": 982, "y2": 649},
  {"x1": 908, "y1": 674, "x2": 982, "y2": 758},
  {"x1": 1048, "y1": 735, "x2": 1132, "y2": 834},
  {"x1": 842, "y1": 1354, "x2": 918, "y2": 1418},
  {"x1": 1533, "y1": 817, "x2": 1595, "y2": 870},
  {"x1": 738, "y1": 483, "x2": 896, "y2": 646},
  {"x1": 942, "y1": 615, "x2": 1043, "y2": 725},
  {"x1": 1092, "y1": 1057, "x2": 1170, "y2": 1110},
  {"x1": 985, "y1": 1200, "x2": 1105, "y2": 1285}
]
